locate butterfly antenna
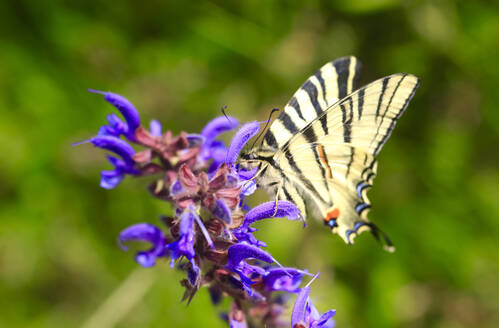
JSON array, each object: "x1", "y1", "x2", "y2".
[
  {"x1": 249, "y1": 107, "x2": 280, "y2": 150},
  {"x1": 221, "y1": 105, "x2": 234, "y2": 125}
]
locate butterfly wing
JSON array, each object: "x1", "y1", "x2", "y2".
[
  {"x1": 274, "y1": 73, "x2": 420, "y2": 245},
  {"x1": 262, "y1": 56, "x2": 362, "y2": 150}
]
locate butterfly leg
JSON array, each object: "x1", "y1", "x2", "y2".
[{"x1": 272, "y1": 181, "x2": 284, "y2": 217}]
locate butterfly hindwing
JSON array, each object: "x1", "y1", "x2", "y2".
[{"x1": 272, "y1": 73, "x2": 419, "y2": 244}]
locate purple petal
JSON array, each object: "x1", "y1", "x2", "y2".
[
  {"x1": 263, "y1": 268, "x2": 309, "y2": 292},
  {"x1": 166, "y1": 210, "x2": 196, "y2": 262},
  {"x1": 100, "y1": 170, "x2": 124, "y2": 189},
  {"x1": 149, "y1": 119, "x2": 162, "y2": 137},
  {"x1": 291, "y1": 287, "x2": 311, "y2": 327},
  {"x1": 240, "y1": 180, "x2": 257, "y2": 197},
  {"x1": 186, "y1": 134, "x2": 205, "y2": 147},
  {"x1": 89, "y1": 90, "x2": 141, "y2": 141},
  {"x1": 226, "y1": 122, "x2": 260, "y2": 165},
  {"x1": 238, "y1": 167, "x2": 258, "y2": 180},
  {"x1": 230, "y1": 319, "x2": 247, "y2": 328},
  {"x1": 187, "y1": 264, "x2": 200, "y2": 286},
  {"x1": 213, "y1": 199, "x2": 232, "y2": 224},
  {"x1": 91, "y1": 135, "x2": 135, "y2": 165},
  {"x1": 118, "y1": 223, "x2": 166, "y2": 267},
  {"x1": 232, "y1": 229, "x2": 267, "y2": 248},
  {"x1": 169, "y1": 180, "x2": 185, "y2": 196},
  {"x1": 226, "y1": 243, "x2": 274, "y2": 271},
  {"x1": 96, "y1": 113, "x2": 128, "y2": 138},
  {"x1": 242, "y1": 201, "x2": 300, "y2": 228},
  {"x1": 208, "y1": 140, "x2": 227, "y2": 161},
  {"x1": 311, "y1": 310, "x2": 336, "y2": 328},
  {"x1": 201, "y1": 116, "x2": 239, "y2": 144}
]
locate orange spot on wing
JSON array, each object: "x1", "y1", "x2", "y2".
[
  {"x1": 325, "y1": 208, "x2": 340, "y2": 221},
  {"x1": 316, "y1": 145, "x2": 333, "y2": 179}
]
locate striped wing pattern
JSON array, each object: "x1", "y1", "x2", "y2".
[
  {"x1": 262, "y1": 56, "x2": 362, "y2": 149},
  {"x1": 257, "y1": 58, "x2": 419, "y2": 246}
]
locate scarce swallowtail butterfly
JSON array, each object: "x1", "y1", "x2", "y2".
[{"x1": 239, "y1": 56, "x2": 419, "y2": 250}]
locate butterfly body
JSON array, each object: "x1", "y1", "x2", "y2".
[{"x1": 240, "y1": 57, "x2": 419, "y2": 247}]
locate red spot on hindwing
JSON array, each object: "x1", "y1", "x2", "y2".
[{"x1": 325, "y1": 208, "x2": 340, "y2": 222}]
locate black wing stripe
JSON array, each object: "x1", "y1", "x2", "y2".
[
  {"x1": 301, "y1": 128, "x2": 331, "y2": 198},
  {"x1": 340, "y1": 98, "x2": 353, "y2": 143},
  {"x1": 357, "y1": 88, "x2": 365, "y2": 120},
  {"x1": 302, "y1": 80, "x2": 329, "y2": 135},
  {"x1": 372, "y1": 74, "x2": 407, "y2": 153},
  {"x1": 288, "y1": 96, "x2": 305, "y2": 121},
  {"x1": 380, "y1": 74, "x2": 407, "y2": 121},
  {"x1": 333, "y1": 57, "x2": 350, "y2": 99},
  {"x1": 374, "y1": 77, "x2": 419, "y2": 155},
  {"x1": 346, "y1": 147, "x2": 355, "y2": 178},
  {"x1": 279, "y1": 112, "x2": 299, "y2": 134},
  {"x1": 314, "y1": 69, "x2": 328, "y2": 105},
  {"x1": 352, "y1": 59, "x2": 362, "y2": 91},
  {"x1": 263, "y1": 131, "x2": 277, "y2": 148},
  {"x1": 375, "y1": 77, "x2": 390, "y2": 120}
]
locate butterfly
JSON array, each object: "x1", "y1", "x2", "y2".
[{"x1": 240, "y1": 56, "x2": 420, "y2": 250}]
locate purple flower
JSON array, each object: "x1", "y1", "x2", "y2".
[
  {"x1": 98, "y1": 113, "x2": 127, "y2": 137},
  {"x1": 90, "y1": 135, "x2": 140, "y2": 189},
  {"x1": 226, "y1": 243, "x2": 276, "y2": 295},
  {"x1": 291, "y1": 287, "x2": 336, "y2": 328},
  {"x1": 149, "y1": 119, "x2": 162, "y2": 137},
  {"x1": 213, "y1": 198, "x2": 232, "y2": 224},
  {"x1": 232, "y1": 201, "x2": 301, "y2": 247},
  {"x1": 226, "y1": 122, "x2": 260, "y2": 166},
  {"x1": 167, "y1": 209, "x2": 197, "y2": 266},
  {"x1": 263, "y1": 268, "x2": 310, "y2": 293},
  {"x1": 118, "y1": 223, "x2": 167, "y2": 267},
  {"x1": 230, "y1": 319, "x2": 247, "y2": 328},
  {"x1": 201, "y1": 116, "x2": 239, "y2": 146},
  {"x1": 82, "y1": 89, "x2": 340, "y2": 327},
  {"x1": 89, "y1": 90, "x2": 141, "y2": 142},
  {"x1": 200, "y1": 116, "x2": 238, "y2": 173},
  {"x1": 242, "y1": 201, "x2": 300, "y2": 227}
]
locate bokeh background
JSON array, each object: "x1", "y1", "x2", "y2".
[{"x1": 1, "y1": 0, "x2": 498, "y2": 327}]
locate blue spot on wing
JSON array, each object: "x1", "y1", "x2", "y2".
[
  {"x1": 356, "y1": 181, "x2": 371, "y2": 199},
  {"x1": 355, "y1": 203, "x2": 371, "y2": 214}
]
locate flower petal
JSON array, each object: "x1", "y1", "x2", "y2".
[
  {"x1": 213, "y1": 198, "x2": 232, "y2": 224},
  {"x1": 263, "y1": 268, "x2": 308, "y2": 293},
  {"x1": 167, "y1": 210, "x2": 196, "y2": 261},
  {"x1": 91, "y1": 135, "x2": 135, "y2": 165},
  {"x1": 226, "y1": 122, "x2": 260, "y2": 165},
  {"x1": 149, "y1": 119, "x2": 162, "y2": 137},
  {"x1": 311, "y1": 310, "x2": 336, "y2": 328},
  {"x1": 226, "y1": 243, "x2": 274, "y2": 271},
  {"x1": 242, "y1": 201, "x2": 300, "y2": 228},
  {"x1": 186, "y1": 134, "x2": 205, "y2": 147},
  {"x1": 230, "y1": 319, "x2": 247, "y2": 328},
  {"x1": 118, "y1": 223, "x2": 166, "y2": 267},
  {"x1": 100, "y1": 170, "x2": 124, "y2": 189},
  {"x1": 201, "y1": 116, "x2": 238, "y2": 144},
  {"x1": 89, "y1": 90, "x2": 141, "y2": 141},
  {"x1": 291, "y1": 287, "x2": 311, "y2": 327}
]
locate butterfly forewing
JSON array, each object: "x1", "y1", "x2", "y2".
[{"x1": 262, "y1": 56, "x2": 362, "y2": 150}]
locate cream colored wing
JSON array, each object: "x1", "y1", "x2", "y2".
[
  {"x1": 274, "y1": 74, "x2": 420, "y2": 246},
  {"x1": 262, "y1": 56, "x2": 361, "y2": 150}
]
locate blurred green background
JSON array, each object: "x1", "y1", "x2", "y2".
[{"x1": 1, "y1": 0, "x2": 498, "y2": 327}]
